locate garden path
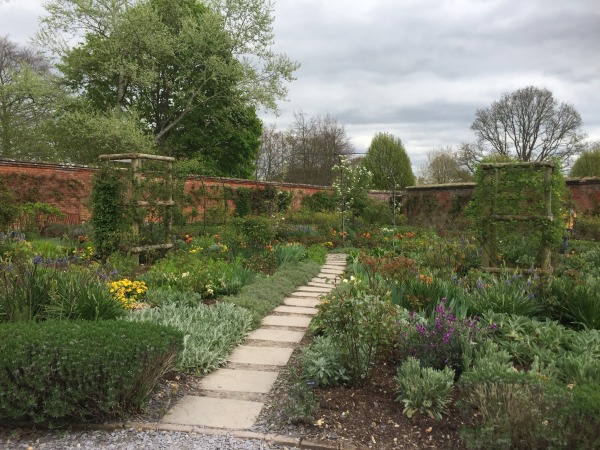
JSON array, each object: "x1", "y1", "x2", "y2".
[{"x1": 160, "y1": 253, "x2": 347, "y2": 432}]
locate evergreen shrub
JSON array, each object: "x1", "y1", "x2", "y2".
[{"x1": 0, "y1": 320, "x2": 182, "y2": 425}]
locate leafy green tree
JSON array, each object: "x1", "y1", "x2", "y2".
[
  {"x1": 570, "y1": 142, "x2": 600, "y2": 177},
  {"x1": 45, "y1": 107, "x2": 155, "y2": 164},
  {"x1": 38, "y1": 0, "x2": 298, "y2": 175},
  {"x1": 0, "y1": 36, "x2": 64, "y2": 160},
  {"x1": 164, "y1": 101, "x2": 262, "y2": 178},
  {"x1": 363, "y1": 133, "x2": 415, "y2": 191}
]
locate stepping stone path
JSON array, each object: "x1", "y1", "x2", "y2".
[{"x1": 161, "y1": 253, "x2": 347, "y2": 431}]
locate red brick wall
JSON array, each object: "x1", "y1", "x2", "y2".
[
  {"x1": 402, "y1": 178, "x2": 600, "y2": 228},
  {"x1": 3, "y1": 160, "x2": 598, "y2": 229},
  {"x1": 0, "y1": 160, "x2": 333, "y2": 225}
]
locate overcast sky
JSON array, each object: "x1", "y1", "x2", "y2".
[{"x1": 2, "y1": 0, "x2": 599, "y2": 171}]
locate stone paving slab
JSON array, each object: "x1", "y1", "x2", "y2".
[
  {"x1": 161, "y1": 396, "x2": 263, "y2": 429},
  {"x1": 262, "y1": 314, "x2": 313, "y2": 328},
  {"x1": 307, "y1": 281, "x2": 335, "y2": 288},
  {"x1": 290, "y1": 290, "x2": 323, "y2": 298},
  {"x1": 200, "y1": 369, "x2": 278, "y2": 394},
  {"x1": 247, "y1": 328, "x2": 306, "y2": 343},
  {"x1": 320, "y1": 268, "x2": 345, "y2": 274},
  {"x1": 310, "y1": 276, "x2": 338, "y2": 284},
  {"x1": 322, "y1": 264, "x2": 346, "y2": 269},
  {"x1": 273, "y1": 305, "x2": 318, "y2": 315},
  {"x1": 283, "y1": 297, "x2": 320, "y2": 308},
  {"x1": 229, "y1": 345, "x2": 294, "y2": 366},
  {"x1": 296, "y1": 285, "x2": 331, "y2": 293}
]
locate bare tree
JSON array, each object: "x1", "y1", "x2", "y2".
[
  {"x1": 255, "y1": 122, "x2": 290, "y2": 181},
  {"x1": 285, "y1": 111, "x2": 352, "y2": 185},
  {"x1": 471, "y1": 86, "x2": 586, "y2": 164},
  {"x1": 420, "y1": 146, "x2": 472, "y2": 184}
]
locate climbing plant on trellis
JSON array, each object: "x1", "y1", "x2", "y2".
[
  {"x1": 96, "y1": 153, "x2": 176, "y2": 262},
  {"x1": 469, "y1": 161, "x2": 567, "y2": 273}
]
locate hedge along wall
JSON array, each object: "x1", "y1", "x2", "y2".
[
  {"x1": 0, "y1": 159, "x2": 331, "y2": 226},
  {"x1": 403, "y1": 178, "x2": 600, "y2": 228}
]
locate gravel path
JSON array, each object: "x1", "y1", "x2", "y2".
[{"x1": 0, "y1": 429, "x2": 296, "y2": 450}]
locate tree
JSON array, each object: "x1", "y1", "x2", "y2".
[
  {"x1": 38, "y1": 0, "x2": 293, "y2": 175},
  {"x1": 0, "y1": 36, "x2": 63, "y2": 159},
  {"x1": 570, "y1": 142, "x2": 600, "y2": 177},
  {"x1": 284, "y1": 112, "x2": 352, "y2": 185},
  {"x1": 45, "y1": 107, "x2": 155, "y2": 164},
  {"x1": 471, "y1": 86, "x2": 586, "y2": 164},
  {"x1": 420, "y1": 146, "x2": 472, "y2": 184},
  {"x1": 256, "y1": 123, "x2": 289, "y2": 181},
  {"x1": 363, "y1": 132, "x2": 415, "y2": 190},
  {"x1": 164, "y1": 100, "x2": 262, "y2": 178}
]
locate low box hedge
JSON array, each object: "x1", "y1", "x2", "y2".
[{"x1": 0, "y1": 320, "x2": 182, "y2": 425}]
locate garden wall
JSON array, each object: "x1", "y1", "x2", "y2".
[
  {"x1": 403, "y1": 178, "x2": 600, "y2": 228},
  {"x1": 0, "y1": 159, "x2": 331, "y2": 226},
  {"x1": 3, "y1": 159, "x2": 598, "y2": 229}
]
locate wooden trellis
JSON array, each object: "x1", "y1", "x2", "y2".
[
  {"x1": 98, "y1": 153, "x2": 175, "y2": 260},
  {"x1": 480, "y1": 161, "x2": 554, "y2": 273}
]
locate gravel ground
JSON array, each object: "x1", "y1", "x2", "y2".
[{"x1": 0, "y1": 428, "x2": 297, "y2": 450}]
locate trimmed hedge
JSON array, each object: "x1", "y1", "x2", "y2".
[{"x1": 0, "y1": 320, "x2": 182, "y2": 425}]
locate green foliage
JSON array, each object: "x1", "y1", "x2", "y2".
[
  {"x1": 275, "y1": 242, "x2": 307, "y2": 265},
  {"x1": 228, "y1": 216, "x2": 277, "y2": 252},
  {"x1": 458, "y1": 371, "x2": 600, "y2": 450},
  {"x1": 144, "y1": 288, "x2": 204, "y2": 308},
  {"x1": 46, "y1": 109, "x2": 155, "y2": 164},
  {"x1": 106, "y1": 252, "x2": 140, "y2": 278},
  {"x1": 90, "y1": 166, "x2": 128, "y2": 260},
  {"x1": 306, "y1": 244, "x2": 328, "y2": 265},
  {"x1": 570, "y1": 144, "x2": 600, "y2": 177},
  {"x1": 0, "y1": 252, "x2": 54, "y2": 322},
  {"x1": 467, "y1": 161, "x2": 568, "y2": 268},
  {"x1": 467, "y1": 270, "x2": 545, "y2": 318},
  {"x1": 363, "y1": 132, "x2": 415, "y2": 190},
  {"x1": 300, "y1": 335, "x2": 350, "y2": 387},
  {"x1": 313, "y1": 289, "x2": 397, "y2": 385},
  {"x1": 44, "y1": 267, "x2": 125, "y2": 321},
  {"x1": 550, "y1": 275, "x2": 600, "y2": 329},
  {"x1": 141, "y1": 251, "x2": 254, "y2": 297},
  {"x1": 126, "y1": 302, "x2": 252, "y2": 375},
  {"x1": 395, "y1": 357, "x2": 455, "y2": 420},
  {"x1": 224, "y1": 260, "x2": 320, "y2": 328},
  {"x1": 0, "y1": 320, "x2": 182, "y2": 424},
  {"x1": 0, "y1": 185, "x2": 20, "y2": 231},
  {"x1": 301, "y1": 191, "x2": 338, "y2": 212},
  {"x1": 283, "y1": 367, "x2": 318, "y2": 424}
]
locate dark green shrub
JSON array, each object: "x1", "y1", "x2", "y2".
[
  {"x1": 574, "y1": 215, "x2": 600, "y2": 241},
  {"x1": 90, "y1": 166, "x2": 128, "y2": 260},
  {"x1": 0, "y1": 320, "x2": 182, "y2": 425},
  {"x1": 301, "y1": 191, "x2": 338, "y2": 212},
  {"x1": 229, "y1": 216, "x2": 277, "y2": 252},
  {"x1": 0, "y1": 185, "x2": 20, "y2": 232}
]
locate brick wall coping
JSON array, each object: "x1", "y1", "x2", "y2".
[{"x1": 0, "y1": 158, "x2": 97, "y2": 172}]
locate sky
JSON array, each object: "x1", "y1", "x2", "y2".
[{"x1": 2, "y1": 0, "x2": 599, "y2": 171}]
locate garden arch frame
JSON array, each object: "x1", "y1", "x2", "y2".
[
  {"x1": 98, "y1": 153, "x2": 176, "y2": 260},
  {"x1": 480, "y1": 161, "x2": 554, "y2": 273}
]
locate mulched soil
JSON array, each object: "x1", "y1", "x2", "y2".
[{"x1": 129, "y1": 331, "x2": 469, "y2": 450}]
